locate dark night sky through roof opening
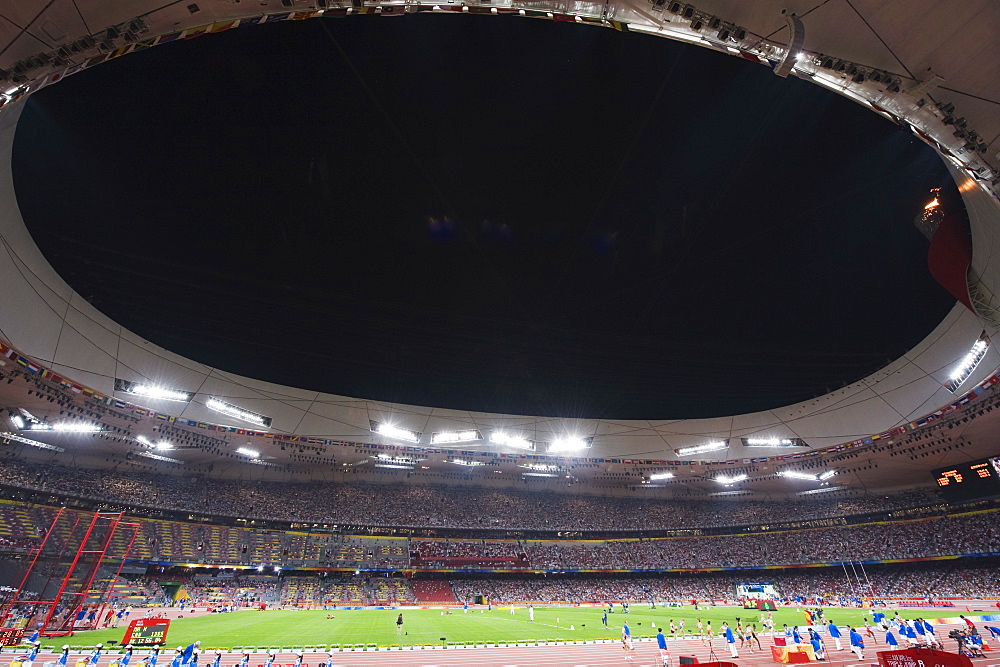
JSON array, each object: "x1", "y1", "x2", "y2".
[{"x1": 12, "y1": 15, "x2": 958, "y2": 419}]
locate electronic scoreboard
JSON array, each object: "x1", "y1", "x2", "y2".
[
  {"x1": 736, "y1": 582, "x2": 778, "y2": 600},
  {"x1": 932, "y1": 457, "x2": 1000, "y2": 502},
  {"x1": 121, "y1": 618, "x2": 170, "y2": 646}
]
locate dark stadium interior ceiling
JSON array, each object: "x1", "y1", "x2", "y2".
[{"x1": 11, "y1": 14, "x2": 960, "y2": 420}]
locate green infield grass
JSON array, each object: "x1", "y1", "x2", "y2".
[{"x1": 57, "y1": 605, "x2": 942, "y2": 650}]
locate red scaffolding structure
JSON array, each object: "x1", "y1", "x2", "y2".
[{"x1": 0, "y1": 508, "x2": 140, "y2": 637}]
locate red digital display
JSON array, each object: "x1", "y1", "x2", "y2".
[
  {"x1": 932, "y1": 457, "x2": 1000, "y2": 502},
  {"x1": 121, "y1": 619, "x2": 170, "y2": 646},
  {"x1": 0, "y1": 628, "x2": 25, "y2": 647}
]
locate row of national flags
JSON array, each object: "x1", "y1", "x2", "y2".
[{"x1": 0, "y1": 335, "x2": 998, "y2": 466}]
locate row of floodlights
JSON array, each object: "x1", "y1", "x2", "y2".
[
  {"x1": 369, "y1": 420, "x2": 593, "y2": 453},
  {"x1": 673, "y1": 437, "x2": 806, "y2": 456},
  {"x1": 114, "y1": 379, "x2": 273, "y2": 427},
  {"x1": 642, "y1": 469, "x2": 835, "y2": 484}
]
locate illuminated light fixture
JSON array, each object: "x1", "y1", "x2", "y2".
[
  {"x1": 369, "y1": 420, "x2": 421, "y2": 443},
  {"x1": 115, "y1": 378, "x2": 193, "y2": 402},
  {"x1": 17, "y1": 409, "x2": 42, "y2": 425},
  {"x1": 818, "y1": 470, "x2": 837, "y2": 481},
  {"x1": 490, "y1": 432, "x2": 535, "y2": 451},
  {"x1": 207, "y1": 398, "x2": 272, "y2": 427},
  {"x1": 136, "y1": 451, "x2": 182, "y2": 464},
  {"x1": 714, "y1": 473, "x2": 747, "y2": 484},
  {"x1": 33, "y1": 422, "x2": 102, "y2": 433},
  {"x1": 521, "y1": 472, "x2": 559, "y2": 478},
  {"x1": 547, "y1": 436, "x2": 593, "y2": 453},
  {"x1": 518, "y1": 463, "x2": 561, "y2": 472},
  {"x1": 742, "y1": 437, "x2": 803, "y2": 448},
  {"x1": 676, "y1": 441, "x2": 727, "y2": 456},
  {"x1": 156, "y1": 442, "x2": 173, "y2": 451},
  {"x1": 136, "y1": 435, "x2": 152, "y2": 446},
  {"x1": 797, "y1": 485, "x2": 845, "y2": 495},
  {"x1": 710, "y1": 490, "x2": 753, "y2": 496},
  {"x1": 235, "y1": 447, "x2": 260, "y2": 458},
  {"x1": 649, "y1": 472, "x2": 675, "y2": 481},
  {"x1": 10, "y1": 414, "x2": 24, "y2": 430},
  {"x1": 373, "y1": 463, "x2": 415, "y2": 470},
  {"x1": 430, "y1": 429, "x2": 482, "y2": 445},
  {"x1": 450, "y1": 458, "x2": 486, "y2": 467},
  {"x1": 374, "y1": 454, "x2": 424, "y2": 465},
  {"x1": 0, "y1": 432, "x2": 65, "y2": 452},
  {"x1": 780, "y1": 470, "x2": 819, "y2": 481},
  {"x1": 945, "y1": 333, "x2": 990, "y2": 392}
]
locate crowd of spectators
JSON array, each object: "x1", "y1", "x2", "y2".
[
  {"x1": 0, "y1": 456, "x2": 944, "y2": 532},
  {"x1": 165, "y1": 560, "x2": 999, "y2": 606},
  {"x1": 447, "y1": 561, "x2": 1000, "y2": 603}
]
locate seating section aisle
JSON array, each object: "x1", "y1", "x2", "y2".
[{"x1": 411, "y1": 579, "x2": 458, "y2": 604}]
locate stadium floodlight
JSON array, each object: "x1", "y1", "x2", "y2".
[
  {"x1": 156, "y1": 442, "x2": 173, "y2": 450},
  {"x1": 369, "y1": 420, "x2": 421, "y2": 443},
  {"x1": 490, "y1": 432, "x2": 535, "y2": 450},
  {"x1": 741, "y1": 437, "x2": 803, "y2": 448},
  {"x1": 675, "y1": 441, "x2": 727, "y2": 456},
  {"x1": 547, "y1": 436, "x2": 593, "y2": 453},
  {"x1": 714, "y1": 473, "x2": 747, "y2": 484},
  {"x1": 375, "y1": 454, "x2": 425, "y2": 463},
  {"x1": 521, "y1": 472, "x2": 559, "y2": 478},
  {"x1": 0, "y1": 432, "x2": 65, "y2": 452},
  {"x1": 136, "y1": 451, "x2": 182, "y2": 464},
  {"x1": 945, "y1": 334, "x2": 990, "y2": 392},
  {"x1": 136, "y1": 435, "x2": 152, "y2": 446},
  {"x1": 34, "y1": 422, "x2": 102, "y2": 433},
  {"x1": 374, "y1": 463, "x2": 415, "y2": 470},
  {"x1": 797, "y1": 485, "x2": 844, "y2": 495},
  {"x1": 779, "y1": 470, "x2": 818, "y2": 481},
  {"x1": 10, "y1": 414, "x2": 24, "y2": 430},
  {"x1": 518, "y1": 463, "x2": 561, "y2": 472},
  {"x1": 450, "y1": 458, "x2": 486, "y2": 467},
  {"x1": 818, "y1": 470, "x2": 837, "y2": 480},
  {"x1": 430, "y1": 429, "x2": 482, "y2": 445},
  {"x1": 115, "y1": 378, "x2": 193, "y2": 402},
  {"x1": 649, "y1": 472, "x2": 675, "y2": 481},
  {"x1": 710, "y1": 490, "x2": 753, "y2": 496},
  {"x1": 235, "y1": 447, "x2": 260, "y2": 458},
  {"x1": 207, "y1": 398, "x2": 272, "y2": 427}
]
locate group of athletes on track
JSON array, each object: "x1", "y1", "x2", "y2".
[{"x1": 613, "y1": 608, "x2": 1000, "y2": 662}]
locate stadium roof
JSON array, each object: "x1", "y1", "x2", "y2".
[{"x1": 0, "y1": 0, "x2": 998, "y2": 496}]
